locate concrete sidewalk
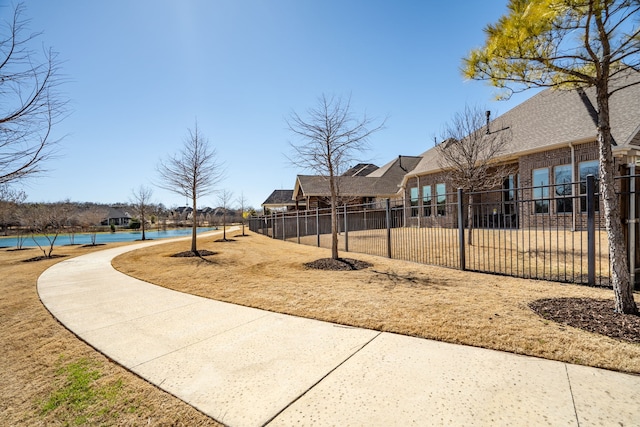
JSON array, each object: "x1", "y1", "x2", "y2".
[{"x1": 37, "y1": 234, "x2": 640, "y2": 426}]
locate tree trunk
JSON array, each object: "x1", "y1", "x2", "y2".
[
  {"x1": 329, "y1": 178, "x2": 339, "y2": 260},
  {"x1": 191, "y1": 194, "x2": 197, "y2": 254},
  {"x1": 596, "y1": 84, "x2": 638, "y2": 314},
  {"x1": 223, "y1": 211, "x2": 227, "y2": 240},
  {"x1": 141, "y1": 212, "x2": 146, "y2": 240}
]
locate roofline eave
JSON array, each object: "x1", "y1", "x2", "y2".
[{"x1": 399, "y1": 135, "x2": 602, "y2": 189}]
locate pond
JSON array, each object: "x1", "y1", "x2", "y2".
[{"x1": 0, "y1": 227, "x2": 217, "y2": 248}]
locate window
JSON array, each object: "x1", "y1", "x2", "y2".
[
  {"x1": 436, "y1": 183, "x2": 446, "y2": 216},
  {"x1": 579, "y1": 160, "x2": 599, "y2": 212},
  {"x1": 554, "y1": 164, "x2": 573, "y2": 213},
  {"x1": 533, "y1": 168, "x2": 549, "y2": 214},
  {"x1": 423, "y1": 185, "x2": 432, "y2": 217},
  {"x1": 502, "y1": 175, "x2": 516, "y2": 215},
  {"x1": 410, "y1": 187, "x2": 419, "y2": 217}
]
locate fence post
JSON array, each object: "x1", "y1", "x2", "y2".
[
  {"x1": 344, "y1": 203, "x2": 349, "y2": 252},
  {"x1": 271, "y1": 212, "x2": 275, "y2": 239},
  {"x1": 457, "y1": 188, "x2": 466, "y2": 271},
  {"x1": 296, "y1": 211, "x2": 300, "y2": 244},
  {"x1": 587, "y1": 174, "x2": 596, "y2": 286},
  {"x1": 629, "y1": 164, "x2": 638, "y2": 290},
  {"x1": 282, "y1": 211, "x2": 286, "y2": 241},
  {"x1": 316, "y1": 207, "x2": 320, "y2": 247},
  {"x1": 386, "y1": 198, "x2": 392, "y2": 258}
]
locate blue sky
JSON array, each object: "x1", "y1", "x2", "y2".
[{"x1": 13, "y1": 1, "x2": 537, "y2": 209}]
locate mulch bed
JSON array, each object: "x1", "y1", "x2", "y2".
[
  {"x1": 170, "y1": 250, "x2": 218, "y2": 258},
  {"x1": 214, "y1": 238, "x2": 236, "y2": 243},
  {"x1": 529, "y1": 298, "x2": 640, "y2": 344},
  {"x1": 304, "y1": 258, "x2": 372, "y2": 271}
]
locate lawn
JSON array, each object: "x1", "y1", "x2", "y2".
[
  {"x1": 3, "y1": 229, "x2": 639, "y2": 425},
  {"x1": 0, "y1": 243, "x2": 220, "y2": 426},
  {"x1": 113, "y1": 230, "x2": 640, "y2": 374}
]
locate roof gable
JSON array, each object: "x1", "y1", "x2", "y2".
[
  {"x1": 342, "y1": 163, "x2": 379, "y2": 176},
  {"x1": 262, "y1": 190, "x2": 295, "y2": 206}
]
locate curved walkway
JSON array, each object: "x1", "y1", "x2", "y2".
[{"x1": 38, "y1": 232, "x2": 640, "y2": 426}]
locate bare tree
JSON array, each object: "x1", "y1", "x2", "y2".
[
  {"x1": 59, "y1": 200, "x2": 78, "y2": 245},
  {"x1": 157, "y1": 123, "x2": 224, "y2": 254},
  {"x1": 0, "y1": 185, "x2": 26, "y2": 235},
  {"x1": 217, "y1": 189, "x2": 233, "y2": 241},
  {"x1": 236, "y1": 192, "x2": 248, "y2": 236},
  {"x1": 287, "y1": 94, "x2": 385, "y2": 260},
  {"x1": 0, "y1": 3, "x2": 67, "y2": 185},
  {"x1": 437, "y1": 105, "x2": 514, "y2": 245},
  {"x1": 22, "y1": 202, "x2": 70, "y2": 258},
  {"x1": 130, "y1": 185, "x2": 154, "y2": 241},
  {"x1": 78, "y1": 206, "x2": 107, "y2": 245}
]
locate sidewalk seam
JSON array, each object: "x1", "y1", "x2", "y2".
[
  {"x1": 260, "y1": 330, "x2": 383, "y2": 427},
  {"x1": 565, "y1": 364, "x2": 581, "y2": 427}
]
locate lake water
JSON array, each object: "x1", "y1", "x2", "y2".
[{"x1": 0, "y1": 227, "x2": 217, "y2": 248}]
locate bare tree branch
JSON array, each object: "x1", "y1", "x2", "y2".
[
  {"x1": 0, "y1": 3, "x2": 67, "y2": 184},
  {"x1": 157, "y1": 122, "x2": 225, "y2": 253},
  {"x1": 130, "y1": 185, "x2": 154, "y2": 241},
  {"x1": 437, "y1": 105, "x2": 515, "y2": 245},
  {"x1": 287, "y1": 94, "x2": 385, "y2": 259}
]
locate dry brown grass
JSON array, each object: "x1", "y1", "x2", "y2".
[
  {"x1": 298, "y1": 227, "x2": 611, "y2": 281},
  {"x1": 0, "y1": 243, "x2": 220, "y2": 426},
  {"x1": 112, "y1": 231, "x2": 640, "y2": 374}
]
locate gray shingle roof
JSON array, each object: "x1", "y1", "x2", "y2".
[
  {"x1": 294, "y1": 155, "x2": 422, "y2": 199},
  {"x1": 342, "y1": 163, "x2": 379, "y2": 176},
  {"x1": 261, "y1": 190, "x2": 297, "y2": 207},
  {"x1": 407, "y1": 70, "x2": 640, "y2": 178},
  {"x1": 106, "y1": 207, "x2": 131, "y2": 219}
]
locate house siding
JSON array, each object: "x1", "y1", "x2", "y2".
[
  {"x1": 402, "y1": 141, "x2": 631, "y2": 232},
  {"x1": 404, "y1": 172, "x2": 458, "y2": 228}
]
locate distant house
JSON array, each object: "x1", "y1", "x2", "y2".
[
  {"x1": 171, "y1": 206, "x2": 193, "y2": 220},
  {"x1": 101, "y1": 207, "x2": 132, "y2": 226},
  {"x1": 293, "y1": 156, "x2": 421, "y2": 209},
  {"x1": 261, "y1": 190, "x2": 305, "y2": 212}
]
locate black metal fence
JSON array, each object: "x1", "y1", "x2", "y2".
[{"x1": 250, "y1": 175, "x2": 640, "y2": 288}]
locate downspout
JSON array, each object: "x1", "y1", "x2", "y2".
[
  {"x1": 402, "y1": 180, "x2": 408, "y2": 228},
  {"x1": 570, "y1": 142, "x2": 576, "y2": 232},
  {"x1": 629, "y1": 158, "x2": 636, "y2": 289},
  {"x1": 417, "y1": 175, "x2": 421, "y2": 228}
]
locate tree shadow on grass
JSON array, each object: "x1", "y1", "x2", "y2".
[{"x1": 22, "y1": 254, "x2": 68, "y2": 262}]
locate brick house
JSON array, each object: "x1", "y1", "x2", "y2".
[
  {"x1": 101, "y1": 207, "x2": 132, "y2": 226},
  {"x1": 261, "y1": 190, "x2": 305, "y2": 212},
  {"x1": 399, "y1": 70, "x2": 640, "y2": 231},
  {"x1": 292, "y1": 156, "x2": 421, "y2": 210}
]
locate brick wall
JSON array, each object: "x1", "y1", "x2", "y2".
[{"x1": 403, "y1": 140, "x2": 631, "y2": 231}]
